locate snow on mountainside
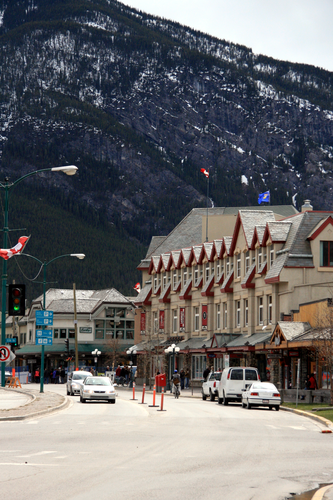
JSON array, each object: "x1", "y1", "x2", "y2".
[{"x1": 0, "y1": 0, "x2": 332, "y2": 293}]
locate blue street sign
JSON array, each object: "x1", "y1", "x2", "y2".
[
  {"x1": 35, "y1": 337, "x2": 53, "y2": 346},
  {"x1": 5, "y1": 338, "x2": 16, "y2": 343},
  {"x1": 36, "y1": 329, "x2": 53, "y2": 338},
  {"x1": 36, "y1": 310, "x2": 53, "y2": 326}
]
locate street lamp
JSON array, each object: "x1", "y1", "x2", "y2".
[
  {"x1": 261, "y1": 319, "x2": 272, "y2": 330},
  {"x1": 0, "y1": 165, "x2": 78, "y2": 387},
  {"x1": 91, "y1": 348, "x2": 101, "y2": 374},
  {"x1": 20, "y1": 252, "x2": 85, "y2": 393},
  {"x1": 164, "y1": 343, "x2": 180, "y2": 392},
  {"x1": 126, "y1": 348, "x2": 137, "y2": 388}
]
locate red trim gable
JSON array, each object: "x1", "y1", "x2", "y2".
[
  {"x1": 179, "y1": 280, "x2": 192, "y2": 300},
  {"x1": 241, "y1": 265, "x2": 256, "y2": 289},
  {"x1": 159, "y1": 283, "x2": 171, "y2": 303},
  {"x1": 201, "y1": 274, "x2": 215, "y2": 297},
  {"x1": 308, "y1": 216, "x2": 333, "y2": 241},
  {"x1": 229, "y1": 213, "x2": 242, "y2": 255}
]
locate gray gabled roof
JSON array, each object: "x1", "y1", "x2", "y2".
[
  {"x1": 239, "y1": 210, "x2": 276, "y2": 247},
  {"x1": 274, "y1": 321, "x2": 312, "y2": 341},
  {"x1": 226, "y1": 331, "x2": 271, "y2": 347}
]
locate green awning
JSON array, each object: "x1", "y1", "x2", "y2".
[{"x1": 15, "y1": 343, "x2": 132, "y2": 356}]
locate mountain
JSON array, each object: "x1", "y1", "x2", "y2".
[{"x1": 0, "y1": 0, "x2": 333, "y2": 300}]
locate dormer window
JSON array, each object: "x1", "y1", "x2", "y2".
[
  {"x1": 320, "y1": 241, "x2": 333, "y2": 267},
  {"x1": 245, "y1": 251, "x2": 250, "y2": 274}
]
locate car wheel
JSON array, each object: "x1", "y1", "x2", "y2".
[
  {"x1": 275, "y1": 405, "x2": 280, "y2": 411},
  {"x1": 80, "y1": 396, "x2": 86, "y2": 403},
  {"x1": 209, "y1": 390, "x2": 215, "y2": 402},
  {"x1": 242, "y1": 401, "x2": 245, "y2": 408},
  {"x1": 218, "y1": 396, "x2": 223, "y2": 405},
  {"x1": 269, "y1": 406, "x2": 273, "y2": 410},
  {"x1": 246, "y1": 399, "x2": 251, "y2": 409},
  {"x1": 202, "y1": 391, "x2": 207, "y2": 401},
  {"x1": 66, "y1": 388, "x2": 70, "y2": 395},
  {"x1": 70, "y1": 388, "x2": 74, "y2": 396},
  {"x1": 110, "y1": 399, "x2": 116, "y2": 404},
  {"x1": 223, "y1": 392, "x2": 228, "y2": 406}
]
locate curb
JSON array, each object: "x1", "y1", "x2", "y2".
[
  {"x1": 0, "y1": 394, "x2": 70, "y2": 421},
  {"x1": 1, "y1": 386, "x2": 36, "y2": 405},
  {"x1": 281, "y1": 406, "x2": 333, "y2": 429}
]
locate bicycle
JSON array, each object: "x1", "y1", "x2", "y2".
[{"x1": 173, "y1": 381, "x2": 180, "y2": 399}]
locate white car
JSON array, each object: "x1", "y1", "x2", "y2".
[
  {"x1": 202, "y1": 372, "x2": 222, "y2": 401},
  {"x1": 67, "y1": 371, "x2": 92, "y2": 395},
  {"x1": 80, "y1": 376, "x2": 116, "y2": 404},
  {"x1": 242, "y1": 382, "x2": 281, "y2": 411}
]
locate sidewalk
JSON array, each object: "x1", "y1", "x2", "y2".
[{"x1": 0, "y1": 385, "x2": 69, "y2": 421}]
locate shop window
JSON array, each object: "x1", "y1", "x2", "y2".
[
  {"x1": 53, "y1": 328, "x2": 59, "y2": 339},
  {"x1": 60, "y1": 329, "x2": 67, "y2": 339},
  {"x1": 68, "y1": 328, "x2": 75, "y2": 339},
  {"x1": 95, "y1": 329, "x2": 104, "y2": 339}
]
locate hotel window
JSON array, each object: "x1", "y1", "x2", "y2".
[
  {"x1": 236, "y1": 254, "x2": 241, "y2": 278},
  {"x1": 236, "y1": 300, "x2": 241, "y2": 327},
  {"x1": 270, "y1": 248, "x2": 274, "y2": 267},
  {"x1": 244, "y1": 299, "x2": 249, "y2": 326},
  {"x1": 258, "y1": 297, "x2": 264, "y2": 325},
  {"x1": 268, "y1": 295, "x2": 273, "y2": 324},
  {"x1": 194, "y1": 266, "x2": 199, "y2": 282},
  {"x1": 205, "y1": 264, "x2": 210, "y2": 282},
  {"x1": 226, "y1": 258, "x2": 230, "y2": 275},
  {"x1": 320, "y1": 241, "x2": 333, "y2": 267},
  {"x1": 194, "y1": 307, "x2": 200, "y2": 331},
  {"x1": 245, "y1": 251, "x2": 250, "y2": 274},
  {"x1": 216, "y1": 304, "x2": 221, "y2": 330},
  {"x1": 173, "y1": 309, "x2": 178, "y2": 333},
  {"x1": 173, "y1": 270, "x2": 177, "y2": 288},
  {"x1": 223, "y1": 303, "x2": 228, "y2": 329},
  {"x1": 154, "y1": 276, "x2": 158, "y2": 293},
  {"x1": 163, "y1": 275, "x2": 167, "y2": 288},
  {"x1": 183, "y1": 269, "x2": 187, "y2": 287},
  {"x1": 153, "y1": 311, "x2": 158, "y2": 334},
  {"x1": 216, "y1": 262, "x2": 220, "y2": 277},
  {"x1": 258, "y1": 248, "x2": 263, "y2": 269}
]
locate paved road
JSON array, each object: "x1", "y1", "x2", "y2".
[{"x1": 1, "y1": 384, "x2": 333, "y2": 500}]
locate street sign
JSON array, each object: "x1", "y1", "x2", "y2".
[
  {"x1": 0, "y1": 345, "x2": 11, "y2": 361},
  {"x1": 36, "y1": 310, "x2": 53, "y2": 326},
  {"x1": 5, "y1": 338, "x2": 16, "y2": 343},
  {"x1": 35, "y1": 337, "x2": 53, "y2": 346},
  {"x1": 36, "y1": 329, "x2": 52, "y2": 338}
]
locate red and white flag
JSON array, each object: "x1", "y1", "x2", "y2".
[
  {"x1": 0, "y1": 236, "x2": 30, "y2": 260},
  {"x1": 200, "y1": 168, "x2": 209, "y2": 178},
  {"x1": 133, "y1": 282, "x2": 141, "y2": 294}
]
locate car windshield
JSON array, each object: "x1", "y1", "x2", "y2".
[
  {"x1": 84, "y1": 377, "x2": 111, "y2": 386},
  {"x1": 73, "y1": 373, "x2": 89, "y2": 380}
]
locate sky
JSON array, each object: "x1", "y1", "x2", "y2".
[{"x1": 122, "y1": 0, "x2": 333, "y2": 72}]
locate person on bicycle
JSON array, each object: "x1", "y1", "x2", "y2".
[{"x1": 172, "y1": 370, "x2": 180, "y2": 395}]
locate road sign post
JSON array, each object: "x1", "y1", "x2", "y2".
[{"x1": 35, "y1": 311, "x2": 53, "y2": 393}]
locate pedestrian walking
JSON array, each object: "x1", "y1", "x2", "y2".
[
  {"x1": 34, "y1": 368, "x2": 40, "y2": 383},
  {"x1": 180, "y1": 369, "x2": 185, "y2": 390},
  {"x1": 185, "y1": 369, "x2": 190, "y2": 389}
]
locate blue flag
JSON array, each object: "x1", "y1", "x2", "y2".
[{"x1": 258, "y1": 191, "x2": 270, "y2": 204}]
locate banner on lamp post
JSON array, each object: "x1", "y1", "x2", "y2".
[
  {"x1": 140, "y1": 312, "x2": 146, "y2": 334},
  {"x1": 202, "y1": 304, "x2": 208, "y2": 330}
]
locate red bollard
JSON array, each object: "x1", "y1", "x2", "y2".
[
  {"x1": 131, "y1": 381, "x2": 137, "y2": 400},
  {"x1": 149, "y1": 384, "x2": 159, "y2": 407},
  {"x1": 157, "y1": 388, "x2": 166, "y2": 412},
  {"x1": 139, "y1": 383, "x2": 146, "y2": 404}
]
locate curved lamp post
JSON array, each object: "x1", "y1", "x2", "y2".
[
  {"x1": 20, "y1": 252, "x2": 85, "y2": 393},
  {"x1": 0, "y1": 165, "x2": 78, "y2": 387},
  {"x1": 164, "y1": 343, "x2": 180, "y2": 392},
  {"x1": 92, "y1": 348, "x2": 101, "y2": 374}
]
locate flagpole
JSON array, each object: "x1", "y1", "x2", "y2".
[{"x1": 206, "y1": 170, "x2": 209, "y2": 242}]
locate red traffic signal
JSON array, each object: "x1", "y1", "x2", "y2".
[{"x1": 8, "y1": 284, "x2": 26, "y2": 316}]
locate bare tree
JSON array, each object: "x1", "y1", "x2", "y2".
[
  {"x1": 104, "y1": 337, "x2": 120, "y2": 370},
  {"x1": 311, "y1": 302, "x2": 333, "y2": 404}
]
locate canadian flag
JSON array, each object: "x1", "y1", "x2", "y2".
[
  {"x1": 200, "y1": 168, "x2": 209, "y2": 178},
  {"x1": 0, "y1": 236, "x2": 30, "y2": 260},
  {"x1": 133, "y1": 282, "x2": 141, "y2": 294}
]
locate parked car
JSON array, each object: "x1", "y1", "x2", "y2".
[
  {"x1": 202, "y1": 371, "x2": 222, "y2": 401},
  {"x1": 80, "y1": 376, "x2": 116, "y2": 404},
  {"x1": 242, "y1": 382, "x2": 281, "y2": 410},
  {"x1": 67, "y1": 371, "x2": 91, "y2": 395},
  {"x1": 218, "y1": 367, "x2": 260, "y2": 405}
]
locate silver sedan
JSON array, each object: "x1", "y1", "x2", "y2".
[
  {"x1": 80, "y1": 376, "x2": 116, "y2": 404},
  {"x1": 242, "y1": 382, "x2": 281, "y2": 411}
]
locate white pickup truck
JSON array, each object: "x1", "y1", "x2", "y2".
[{"x1": 202, "y1": 371, "x2": 222, "y2": 401}]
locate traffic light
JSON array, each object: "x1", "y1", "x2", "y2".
[
  {"x1": 8, "y1": 284, "x2": 26, "y2": 316},
  {"x1": 65, "y1": 338, "x2": 69, "y2": 353},
  {"x1": 13, "y1": 336, "x2": 18, "y2": 347}
]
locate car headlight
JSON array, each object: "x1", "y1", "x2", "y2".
[
  {"x1": 83, "y1": 389, "x2": 94, "y2": 394},
  {"x1": 72, "y1": 383, "x2": 80, "y2": 389}
]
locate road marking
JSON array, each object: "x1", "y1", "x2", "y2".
[
  {"x1": 0, "y1": 462, "x2": 60, "y2": 467},
  {"x1": 17, "y1": 451, "x2": 57, "y2": 458}
]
